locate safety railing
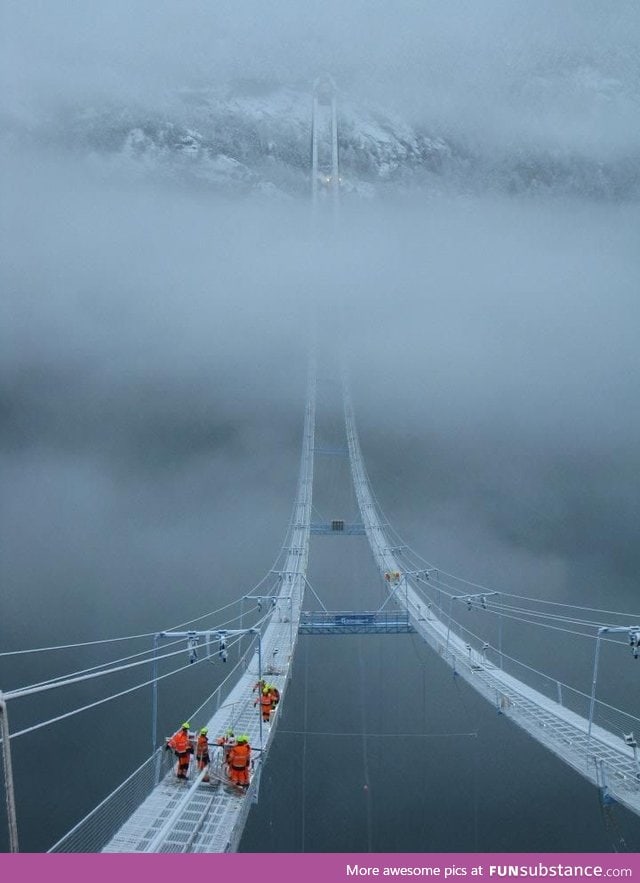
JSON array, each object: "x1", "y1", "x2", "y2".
[{"x1": 48, "y1": 746, "x2": 174, "y2": 853}]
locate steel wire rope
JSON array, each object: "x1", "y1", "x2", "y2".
[
  {"x1": 411, "y1": 552, "x2": 640, "y2": 621},
  {"x1": 14, "y1": 367, "x2": 315, "y2": 846},
  {"x1": 344, "y1": 388, "x2": 640, "y2": 814},
  {"x1": 311, "y1": 503, "x2": 328, "y2": 523},
  {"x1": 0, "y1": 585, "x2": 266, "y2": 659},
  {"x1": 484, "y1": 599, "x2": 631, "y2": 631},
  {"x1": 344, "y1": 394, "x2": 600, "y2": 800},
  {"x1": 45, "y1": 634, "x2": 264, "y2": 853},
  {"x1": 1, "y1": 423, "x2": 314, "y2": 663},
  {"x1": 460, "y1": 633, "x2": 640, "y2": 730},
  {"x1": 46, "y1": 745, "x2": 168, "y2": 853},
  {"x1": 426, "y1": 605, "x2": 627, "y2": 709},
  {"x1": 489, "y1": 593, "x2": 640, "y2": 621},
  {"x1": 597, "y1": 707, "x2": 638, "y2": 736},
  {"x1": 6, "y1": 632, "x2": 248, "y2": 741},
  {"x1": 424, "y1": 572, "x2": 637, "y2": 634},
  {"x1": 589, "y1": 695, "x2": 640, "y2": 730},
  {"x1": 0, "y1": 617, "x2": 217, "y2": 658},
  {"x1": 4, "y1": 641, "x2": 208, "y2": 702},
  {"x1": 432, "y1": 564, "x2": 640, "y2": 619},
  {"x1": 343, "y1": 411, "x2": 441, "y2": 583},
  {"x1": 467, "y1": 603, "x2": 633, "y2": 648},
  {"x1": 498, "y1": 594, "x2": 640, "y2": 621},
  {"x1": 6, "y1": 604, "x2": 265, "y2": 696},
  {"x1": 343, "y1": 414, "x2": 430, "y2": 551},
  {"x1": 184, "y1": 629, "x2": 265, "y2": 727},
  {"x1": 326, "y1": 447, "x2": 340, "y2": 512},
  {"x1": 347, "y1": 421, "x2": 525, "y2": 605},
  {"x1": 430, "y1": 573, "x2": 606, "y2": 630},
  {"x1": 9, "y1": 634, "x2": 187, "y2": 694},
  {"x1": 345, "y1": 413, "x2": 640, "y2": 622},
  {"x1": 278, "y1": 729, "x2": 479, "y2": 738},
  {"x1": 408, "y1": 572, "x2": 455, "y2": 607},
  {"x1": 4, "y1": 605, "x2": 275, "y2": 703}
]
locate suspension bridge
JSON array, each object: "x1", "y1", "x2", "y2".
[{"x1": 1, "y1": 79, "x2": 640, "y2": 854}]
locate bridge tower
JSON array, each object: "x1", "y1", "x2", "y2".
[{"x1": 311, "y1": 75, "x2": 340, "y2": 215}]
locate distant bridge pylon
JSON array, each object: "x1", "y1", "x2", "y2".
[{"x1": 311, "y1": 75, "x2": 340, "y2": 214}]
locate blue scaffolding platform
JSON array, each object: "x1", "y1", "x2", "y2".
[
  {"x1": 299, "y1": 611, "x2": 416, "y2": 634},
  {"x1": 310, "y1": 521, "x2": 366, "y2": 535}
]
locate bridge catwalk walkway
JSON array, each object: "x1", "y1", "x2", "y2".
[
  {"x1": 343, "y1": 383, "x2": 640, "y2": 818},
  {"x1": 49, "y1": 376, "x2": 316, "y2": 853}
]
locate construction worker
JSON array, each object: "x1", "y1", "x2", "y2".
[
  {"x1": 166, "y1": 722, "x2": 193, "y2": 779},
  {"x1": 216, "y1": 728, "x2": 235, "y2": 745},
  {"x1": 252, "y1": 678, "x2": 266, "y2": 694},
  {"x1": 227, "y1": 734, "x2": 251, "y2": 788},
  {"x1": 196, "y1": 727, "x2": 210, "y2": 782},
  {"x1": 268, "y1": 683, "x2": 280, "y2": 708},
  {"x1": 216, "y1": 729, "x2": 236, "y2": 768},
  {"x1": 255, "y1": 684, "x2": 273, "y2": 722}
]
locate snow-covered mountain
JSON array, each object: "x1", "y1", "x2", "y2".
[{"x1": 4, "y1": 80, "x2": 638, "y2": 200}]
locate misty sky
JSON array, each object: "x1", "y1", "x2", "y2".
[{"x1": 1, "y1": 0, "x2": 640, "y2": 854}]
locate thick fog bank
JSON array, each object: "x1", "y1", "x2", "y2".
[{"x1": 2, "y1": 149, "x2": 638, "y2": 643}]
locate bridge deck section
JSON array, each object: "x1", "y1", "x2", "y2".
[
  {"x1": 48, "y1": 383, "x2": 316, "y2": 854},
  {"x1": 344, "y1": 388, "x2": 640, "y2": 818}
]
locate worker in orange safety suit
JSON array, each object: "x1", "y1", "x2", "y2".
[
  {"x1": 166, "y1": 722, "x2": 193, "y2": 779},
  {"x1": 215, "y1": 729, "x2": 236, "y2": 765},
  {"x1": 268, "y1": 683, "x2": 280, "y2": 708},
  {"x1": 227, "y1": 734, "x2": 251, "y2": 787},
  {"x1": 196, "y1": 728, "x2": 210, "y2": 782},
  {"x1": 255, "y1": 685, "x2": 273, "y2": 722}
]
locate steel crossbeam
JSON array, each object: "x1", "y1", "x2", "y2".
[{"x1": 298, "y1": 610, "x2": 415, "y2": 634}]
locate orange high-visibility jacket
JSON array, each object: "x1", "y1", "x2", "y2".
[
  {"x1": 168, "y1": 730, "x2": 190, "y2": 753},
  {"x1": 228, "y1": 743, "x2": 251, "y2": 770},
  {"x1": 196, "y1": 735, "x2": 209, "y2": 757}
]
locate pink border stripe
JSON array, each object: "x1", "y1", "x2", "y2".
[{"x1": 2, "y1": 853, "x2": 640, "y2": 883}]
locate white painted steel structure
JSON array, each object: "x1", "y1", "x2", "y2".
[
  {"x1": 48, "y1": 371, "x2": 316, "y2": 853},
  {"x1": 12, "y1": 367, "x2": 640, "y2": 853},
  {"x1": 4, "y1": 75, "x2": 639, "y2": 850},
  {"x1": 343, "y1": 383, "x2": 640, "y2": 818},
  {"x1": 311, "y1": 75, "x2": 339, "y2": 213}
]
